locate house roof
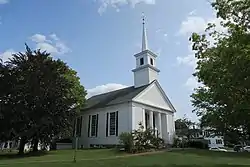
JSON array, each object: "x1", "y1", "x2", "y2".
[{"x1": 82, "y1": 84, "x2": 150, "y2": 111}]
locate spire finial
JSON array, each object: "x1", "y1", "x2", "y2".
[
  {"x1": 141, "y1": 12, "x2": 148, "y2": 51},
  {"x1": 142, "y1": 12, "x2": 145, "y2": 25}
]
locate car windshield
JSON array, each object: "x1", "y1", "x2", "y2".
[{"x1": 235, "y1": 146, "x2": 242, "y2": 148}]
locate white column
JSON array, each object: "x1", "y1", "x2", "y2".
[
  {"x1": 157, "y1": 112, "x2": 162, "y2": 138},
  {"x1": 172, "y1": 114, "x2": 175, "y2": 136},
  {"x1": 166, "y1": 114, "x2": 169, "y2": 143},
  {"x1": 149, "y1": 111, "x2": 154, "y2": 129},
  {"x1": 161, "y1": 114, "x2": 167, "y2": 141},
  {"x1": 142, "y1": 108, "x2": 146, "y2": 130}
]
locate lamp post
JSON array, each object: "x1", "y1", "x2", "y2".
[{"x1": 73, "y1": 117, "x2": 78, "y2": 163}]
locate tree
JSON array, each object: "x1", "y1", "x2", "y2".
[
  {"x1": 0, "y1": 58, "x2": 18, "y2": 142},
  {"x1": 190, "y1": 0, "x2": 250, "y2": 140},
  {"x1": 175, "y1": 117, "x2": 196, "y2": 138},
  {"x1": 1, "y1": 44, "x2": 87, "y2": 154}
]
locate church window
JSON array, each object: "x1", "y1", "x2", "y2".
[
  {"x1": 150, "y1": 58, "x2": 154, "y2": 65},
  {"x1": 109, "y1": 112, "x2": 116, "y2": 135},
  {"x1": 106, "y1": 111, "x2": 118, "y2": 136},
  {"x1": 88, "y1": 114, "x2": 99, "y2": 137},
  {"x1": 140, "y1": 58, "x2": 144, "y2": 65}
]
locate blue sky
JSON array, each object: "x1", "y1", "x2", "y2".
[{"x1": 0, "y1": 0, "x2": 220, "y2": 121}]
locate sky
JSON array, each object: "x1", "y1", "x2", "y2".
[{"x1": 0, "y1": 0, "x2": 221, "y2": 121}]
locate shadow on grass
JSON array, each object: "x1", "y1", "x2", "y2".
[
  {"x1": 0, "y1": 151, "x2": 48, "y2": 160},
  {"x1": 170, "y1": 149, "x2": 250, "y2": 158}
]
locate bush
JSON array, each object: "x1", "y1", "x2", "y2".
[
  {"x1": 119, "y1": 132, "x2": 134, "y2": 153},
  {"x1": 119, "y1": 122, "x2": 165, "y2": 153},
  {"x1": 187, "y1": 140, "x2": 208, "y2": 149},
  {"x1": 172, "y1": 137, "x2": 181, "y2": 148}
]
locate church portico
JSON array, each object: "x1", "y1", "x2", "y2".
[{"x1": 144, "y1": 109, "x2": 169, "y2": 141}]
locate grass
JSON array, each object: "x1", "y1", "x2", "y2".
[{"x1": 0, "y1": 149, "x2": 250, "y2": 167}]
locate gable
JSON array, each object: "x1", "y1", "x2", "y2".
[{"x1": 132, "y1": 81, "x2": 176, "y2": 112}]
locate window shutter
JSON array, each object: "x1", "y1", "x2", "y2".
[
  {"x1": 88, "y1": 115, "x2": 91, "y2": 137},
  {"x1": 116, "y1": 111, "x2": 118, "y2": 136},
  {"x1": 95, "y1": 114, "x2": 99, "y2": 137},
  {"x1": 106, "y1": 113, "x2": 109, "y2": 137}
]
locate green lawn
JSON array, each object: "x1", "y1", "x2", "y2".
[{"x1": 1, "y1": 149, "x2": 250, "y2": 167}]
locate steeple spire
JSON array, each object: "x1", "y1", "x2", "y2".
[
  {"x1": 142, "y1": 13, "x2": 148, "y2": 51},
  {"x1": 132, "y1": 14, "x2": 160, "y2": 88}
]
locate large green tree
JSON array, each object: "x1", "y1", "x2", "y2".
[
  {"x1": 190, "y1": 0, "x2": 250, "y2": 140},
  {"x1": 1, "y1": 45, "x2": 87, "y2": 154},
  {"x1": 0, "y1": 58, "x2": 18, "y2": 141}
]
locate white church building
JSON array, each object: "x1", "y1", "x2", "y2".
[{"x1": 76, "y1": 17, "x2": 176, "y2": 148}]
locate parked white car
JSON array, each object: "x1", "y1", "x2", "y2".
[
  {"x1": 209, "y1": 147, "x2": 227, "y2": 152},
  {"x1": 243, "y1": 146, "x2": 250, "y2": 152}
]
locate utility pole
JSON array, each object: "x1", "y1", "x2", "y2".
[{"x1": 73, "y1": 117, "x2": 78, "y2": 163}]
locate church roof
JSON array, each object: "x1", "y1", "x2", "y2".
[{"x1": 82, "y1": 84, "x2": 150, "y2": 111}]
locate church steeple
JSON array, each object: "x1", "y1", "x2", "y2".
[
  {"x1": 132, "y1": 14, "x2": 160, "y2": 88},
  {"x1": 142, "y1": 14, "x2": 148, "y2": 51}
]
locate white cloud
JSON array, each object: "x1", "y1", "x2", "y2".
[
  {"x1": 188, "y1": 9, "x2": 197, "y2": 16},
  {"x1": 184, "y1": 76, "x2": 200, "y2": 90},
  {"x1": 177, "y1": 54, "x2": 197, "y2": 68},
  {"x1": 0, "y1": 0, "x2": 9, "y2": 5},
  {"x1": 178, "y1": 16, "x2": 208, "y2": 36},
  {"x1": 50, "y1": 33, "x2": 59, "y2": 41},
  {"x1": 36, "y1": 42, "x2": 58, "y2": 54},
  {"x1": 178, "y1": 13, "x2": 226, "y2": 37},
  {"x1": 30, "y1": 33, "x2": 70, "y2": 55},
  {"x1": 55, "y1": 42, "x2": 71, "y2": 55},
  {"x1": 0, "y1": 49, "x2": 15, "y2": 62},
  {"x1": 96, "y1": 0, "x2": 156, "y2": 15},
  {"x1": 177, "y1": 12, "x2": 229, "y2": 92},
  {"x1": 30, "y1": 34, "x2": 48, "y2": 43},
  {"x1": 176, "y1": 42, "x2": 197, "y2": 68},
  {"x1": 176, "y1": 13, "x2": 227, "y2": 69},
  {"x1": 87, "y1": 83, "x2": 127, "y2": 98}
]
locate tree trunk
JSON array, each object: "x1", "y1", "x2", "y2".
[
  {"x1": 18, "y1": 137, "x2": 26, "y2": 155},
  {"x1": 32, "y1": 138, "x2": 39, "y2": 152},
  {"x1": 51, "y1": 140, "x2": 57, "y2": 150}
]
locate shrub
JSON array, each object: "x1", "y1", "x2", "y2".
[
  {"x1": 187, "y1": 140, "x2": 208, "y2": 149},
  {"x1": 119, "y1": 122, "x2": 165, "y2": 153},
  {"x1": 173, "y1": 137, "x2": 181, "y2": 148},
  {"x1": 119, "y1": 132, "x2": 134, "y2": 153},
  {"x1": 172, "y1": 137, "x2": 189, "y2": 148}
]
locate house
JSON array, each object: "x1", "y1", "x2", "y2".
[
  {"x1": 189, "y1": 127, "x2": 224, "y2": 148},
  {"x1": 75, "y1": 17, "x2": 176, "y2": 148},
  {"x1": 205, "y1": 136, "x2": 224, "y2": 148}
]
